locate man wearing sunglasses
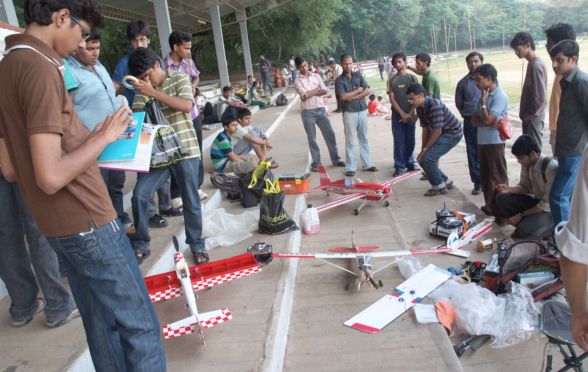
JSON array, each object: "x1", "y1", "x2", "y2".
[{"x1": 0, "y1": 1, "x2": 165, "y2": 371}]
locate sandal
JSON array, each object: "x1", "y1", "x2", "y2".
[
  {"x1": 269, "y1": 160, "x2": 279, "y2": 169},
  {"x1": 135, "y1": 249, "x2": 151, "y2": 265},
  {"x1": 424, "y1": 188, "x2": 447, "y2": 197},
  {"x1": 193, "y1": 251, "x2": 210, "y2": 265}
]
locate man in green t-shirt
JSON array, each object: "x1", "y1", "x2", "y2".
[
  {"x1": 388, "y1": 52, "x2": 419, "y2": 177},
  {"x1": 128, "y1": 47, "x2": 206, "y2": 265},
  {"x1": 408, "y1": 52, "x2": 441, "y2": 99}
]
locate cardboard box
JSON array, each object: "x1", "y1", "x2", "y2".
[{"x1": 277, "y1": 173, "x2": 310, "y2": 194}]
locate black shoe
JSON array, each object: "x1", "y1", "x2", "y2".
[
  {"x1": 160, "y1": 207, "x2": 183, "y2": 217},
  {"x1": 472, "y1": 185, "x2": 483, "y2": 195},
  {"x1": 135, "y1": 249, "x2": 151, "y2": 265},
  {"x1": 406, "y1": 165, "x2": 420, "y2": 172},
  {"x1": 393, "y1": 169, "x2": 404, "y2": 177},
  {"x1": 148, "y1": 214, "x2": 168, "y2": 228},
  {"x1": 365, "y1": 166, "x2": 379, "y2": 172},
  {"x1": 333, "y1": 161, "x2": 346, "y2": 167},
  {"x1": 310, "y1": 164, "x2": 320, "y2": 172},
  {"x1": 344, "y1": 171, "x2": 355, "y2": 177}
]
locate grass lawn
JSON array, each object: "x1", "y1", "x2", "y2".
[{"x1": 366, "y1": 38, "x2": 588, "y2": 110}]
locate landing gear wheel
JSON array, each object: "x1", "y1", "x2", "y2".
[
  {"x1": 384, "y1": 201, "x2": 390, "y2": 207},
  {"x1": 353, "y1": 209, "x2": 359, "y2": 216}
]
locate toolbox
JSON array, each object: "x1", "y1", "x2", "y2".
[{"x1": 277, "y1": 173, "x2": 310, "y2": 194}]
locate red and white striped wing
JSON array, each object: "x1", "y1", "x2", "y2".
[{"x1": 162, "y1": 308, "x2": 232, "y2": 339}]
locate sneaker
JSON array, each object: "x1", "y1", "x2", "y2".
[
  {"x1": 424, "y1": 188, "x2": 447, "y2": 196},
  {"x1": 160, "y1": 207, "x2": 183, "y2": 217},
  {"x1": 46, "y1": 307, "x2": 80, "y2": 328},
  {"x1": 198, "y1": 190, "x2": 209, "y2": 201},
  {"x1": 135, "y1": 249, "x2": 151, "y2": 265},
  {"x1": 11, "y1": 298, "x2": 45, "y2": 327},
  {"x1": 171, "y1": 197, "x2": 183, "y2": 209},
  {"x1": 364, "y1": 166, "x2": 379, "y2": 172},
  {"x1": 344, "y1": 171, "x2": 355, "y2": 177},
  {"x1": 148, "y1": 214, "x2": 168, "y2": 228},
  {"x1": 472, "y1": 185, "x2": 483, "y2": 195},
  {"x1": 310, "y1": 164, "x2": 320, "y2": 172}
]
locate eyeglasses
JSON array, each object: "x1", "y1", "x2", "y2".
[{"x1": 70, "y1": 15, "x2": 91, "y2": 41}]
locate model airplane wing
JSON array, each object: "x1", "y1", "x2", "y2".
[
  {"x1": 343, "y1": 264, "x2": 452, "y2": 333},
  {"x1": 145, "y1": 253, "x2": 261, "y2": 303},
  {"x1": 382, "y1": 170, "x2": 421, "y2": 187},
  {"x1": 162, "y1": 308, "x2": 233, "y2": 339},
  {"x1": 315, "y1": 192, "x2": 366, "y2": 213}
]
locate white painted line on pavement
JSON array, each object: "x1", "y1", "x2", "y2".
[{"x1": 261, "y1": 194, "x2": 305, "y2": 372}]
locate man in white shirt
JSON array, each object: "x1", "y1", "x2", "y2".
[
  {"x1": 294, "y1": 56, "x2": 345, "y2": 172},
  {"x1": 556, "y1": 144, "x2": 588, "y2": 351}
]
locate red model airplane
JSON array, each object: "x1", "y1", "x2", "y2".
[
  {"x1": 144, "y1": 237, "x2": 261, "y2": 342},
  {"x1": 310, "y1": 165, "x2": 420, "y2": 215}
]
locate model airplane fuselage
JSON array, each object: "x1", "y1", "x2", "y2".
[
  {"x1": 311, "y1": 165, "x2": 420, "y2": 215},
  {"x1": 275, "y1": 221, "x2": 493, "y2": 291},
  {"x1": 144, "y1": 237, "x2": 261, "y2": 342}
]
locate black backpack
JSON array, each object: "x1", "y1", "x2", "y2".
[{"x1": 275, "y1": 93, "x2": 288, "y2": 106}]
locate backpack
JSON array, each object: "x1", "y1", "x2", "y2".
[
  {"x1": 540, "y1": 156, "x2": 554, "y2": 183},
  {"x1": 275, "y1": 93, "x2": 288, "y2": 106},
  {"x1": 210, "y1": 172, "x2": 241, "y2": 200},
  {"x1": 483, "y1": 240, "x2": 564, "y2": 301}
]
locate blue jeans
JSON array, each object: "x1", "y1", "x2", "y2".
[
  {"x1": 342, "y1": 109, "x2": 373, "y2": 172},
  {"x1": 291, "y1": 68, "x2": 297, "y2": 82},
  {"x1": 419, "y1": 133, "x2": 462, "y2": 189},
  {"x1": 301, "y1": 107, "x2": 342, "y2": 167},
  {"x1": 193, "y1": 116, "x2": 205, "y2": 187},
  {"x1": 392, "y1": 112, "x2": 416, "y2": 171},
  {"x1": 132, "y1": 157, "x2": 205, "y2": 254},
  {"x1": 550, "y1": 154, "x2": 582, "y2": 224},
  {"x1": 261, "y1": 70, "x2": 273, "y2": 94},
  {"x1": 47, "y1": 220, "x2": 165, "y2": 372},
  {"x1": 462, "y1": 116, "x2": 481, "y2": 187},
  {"x1": 100, "y1": 169, "x2": 131, "y2": 225},
  {"x1": 0, "y1": 174, "x2": 75, "y2": 324}
]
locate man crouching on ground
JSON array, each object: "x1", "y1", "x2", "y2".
[
  {"x1": 0, "y1": 1, "x2": 165, "y2": 370},
  {"x1": 406, "y1": 83, "x2": 463, "y2": 196}
]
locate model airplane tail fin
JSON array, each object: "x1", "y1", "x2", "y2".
[
  {"x1": 318, "y1": 165, "x2": 331, "y2": 187},
  {"x1": 162, "y1": 308, "x2": 232, "y2": 339}
]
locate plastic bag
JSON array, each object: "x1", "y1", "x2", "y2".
[
  {"x1": 395, "y1": 255, "x2": 423, "y2": 279},
  {"x1": 259, "y1": 191, "x2": 298, "y2": 235},
  {"x1": 446, "y1": 281, "x2": 538, "y2": 347},
  {"x1": 202, "y1": 205, "x2": 259, "y2": 250}
]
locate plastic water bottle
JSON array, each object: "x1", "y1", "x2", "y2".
[
  {"x1": 301, "y1": 207, "x2": 320, "y2": 235},
  {"x1": 344, "y1": 176, "x2": 352, "y2": 188}
]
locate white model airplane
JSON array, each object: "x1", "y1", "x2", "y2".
[
  {"x1": 274, "y1": 219, "x2": 493, "y2": 291},
  {"x1": 143, "y1": 237, "x2": 261, "y2": 343}
]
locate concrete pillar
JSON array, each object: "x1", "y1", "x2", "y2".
[
  {"x1": 153, "y1": 0, "x2": 172, "y2": 57},
  {"x1": 237, "y1": 13, "x2": 253, "y2": 78},
  {"x1": 0, "y1": 0, "x2": 18, "y2": 26},
  {"x1": 207, "y1": 1, "x2": 230, "y2": 87}
]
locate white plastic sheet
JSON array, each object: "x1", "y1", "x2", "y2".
[{"x1": 202, "y1": 205, "x2": 259, "y2": 251}]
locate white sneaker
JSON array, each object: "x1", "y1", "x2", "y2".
[
  {"x1": 171, "y1": 197, "x2": 183, "y2": 209},
  {"x1": 199, "y1": 190, "x2": 208, "y2": 201}
]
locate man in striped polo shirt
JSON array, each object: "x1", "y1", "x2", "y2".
[
  {"x1": 128, "y1": 48, "x2": 206, "y2": 265},
  {"x1": 407, "y1": 83, "x2": 463, "y2": 196}
]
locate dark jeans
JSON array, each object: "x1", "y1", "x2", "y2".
[
  {"x1": 47, "y1": 219, "x2": 165, "y2": 371},
  {"x1": 462, "y1": 116, "x2": 481, "y2": 188},
  {"x1": 301, "y1": 107, "x2": 342, "y2": 167},
  {"x1": 100, "y1": 169, "x2": 131, "y2": 224},
  {"x1": 419, "y1": 133, "x2": 462, "y2": 189},
  {"x1": 478, "y1": 143, "x2": 508, "y2": 211},
  {"x1": 131, "y1": 157, "x2": 204, "y2": 254},
  {"x1": 0, "y1": 174, "x2": 75, "y2": 323},
  {"x1": 494, "y1": 192, "x2": 554, "y2": 238},
  {"x1": 261, "y1": 70, "x2": 273, "y2": 94},
  {"x1": 193, "y1": 115, "x2": 204, "y2": 187},
  {"x1": 391, "y1": 111, "x2": 416, "y2": 171}
]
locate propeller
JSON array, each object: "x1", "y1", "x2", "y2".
[{"x1": 173, "y1": 236, "x2": 180, "y2": 252}]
